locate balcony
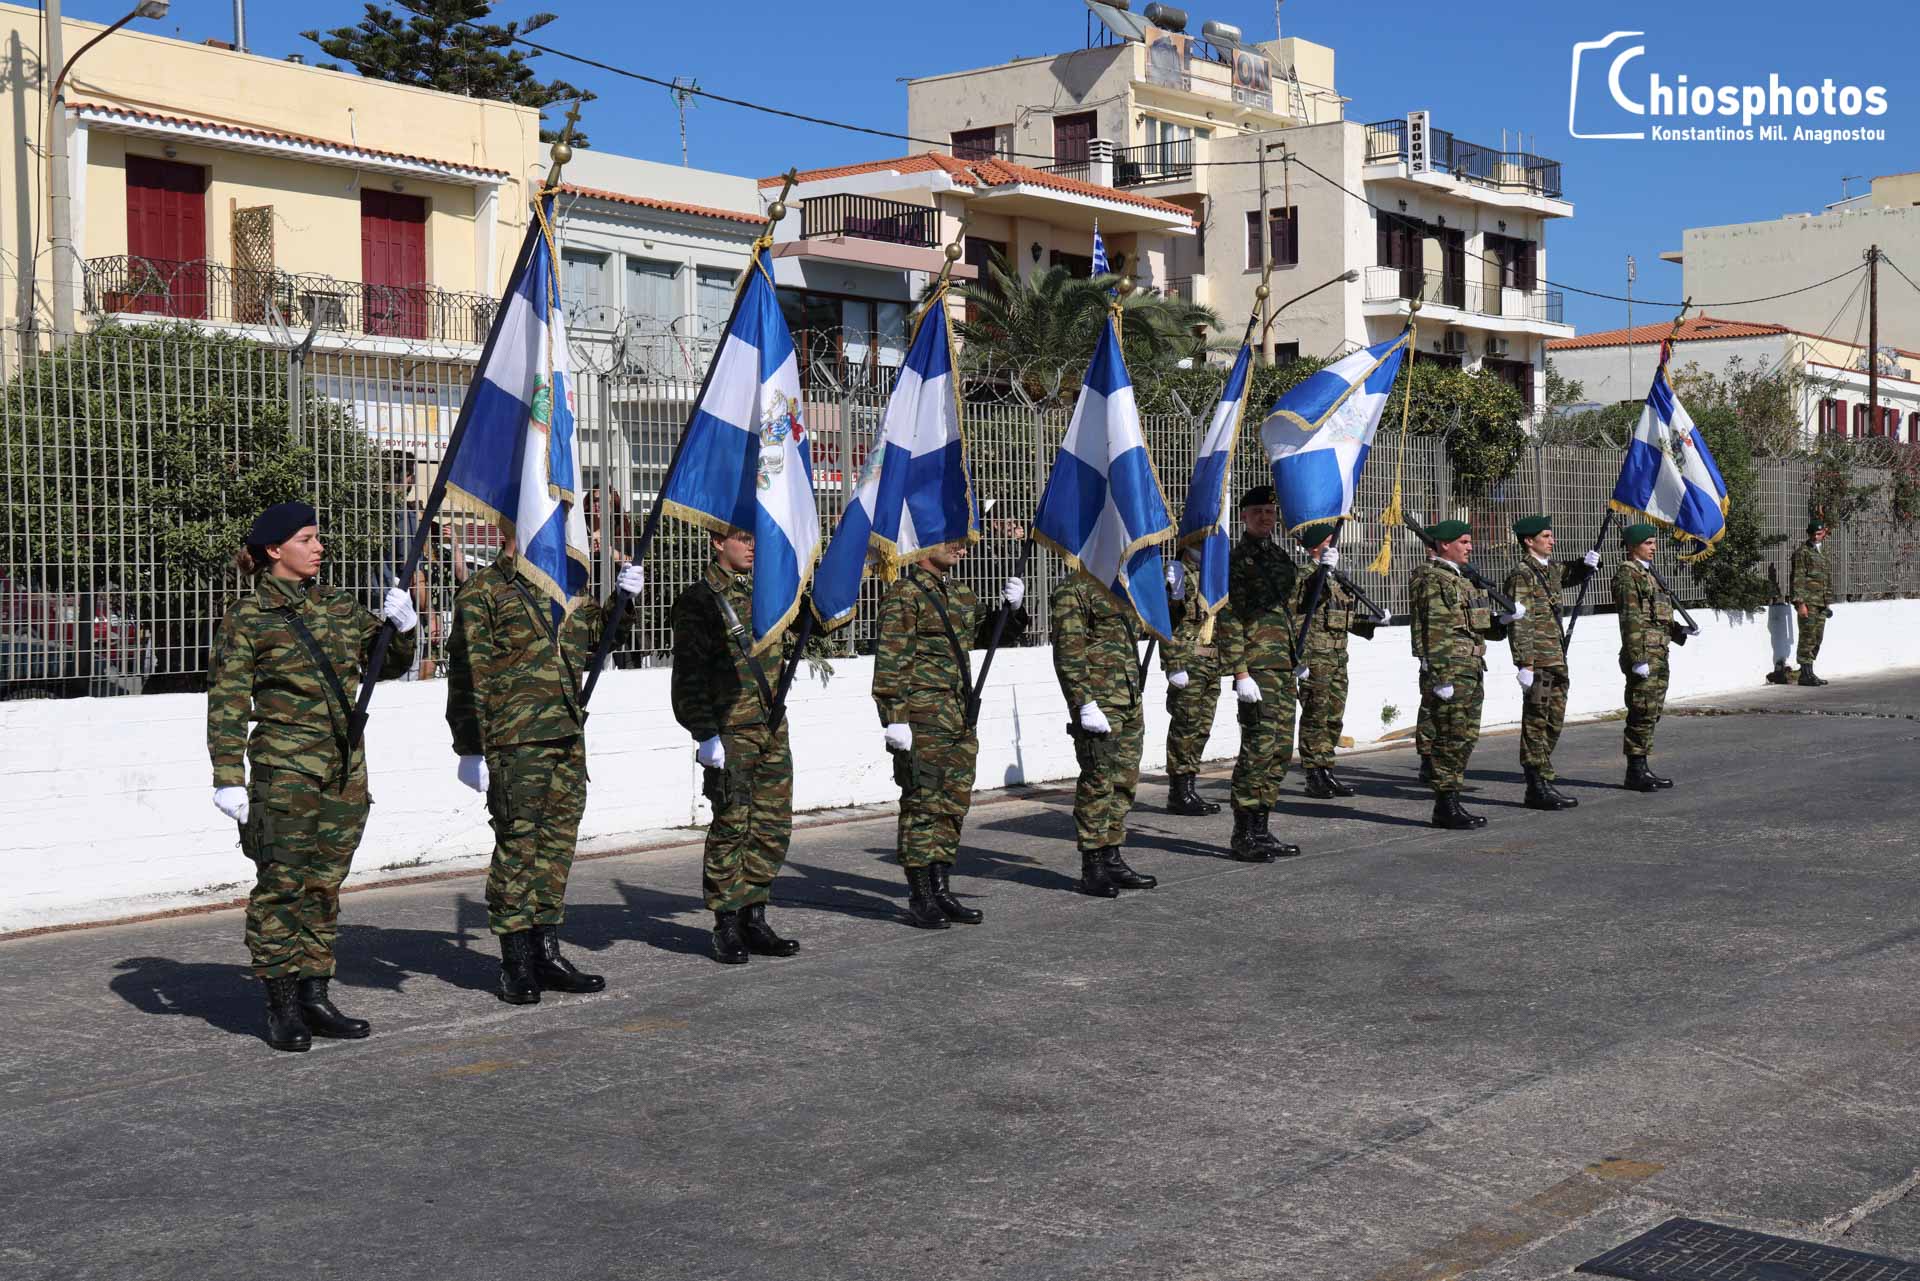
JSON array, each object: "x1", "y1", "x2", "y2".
[
  {"x1": 798, "y1": 194, "x2": 938, "y2": 247},
  {"x1": 1113, "y1": 140, "x2": 1195, "y2": 189},
  {"x1": 1364, "y1": 119, "x2": 1564, "y2": 201},
  {"x1": 1040, "y1": 159, "x2": 1092, "y2": 184},
  {"x1": 82, "y1": 256, "x2": 497, "y2": 344},
  {"x1": 1362, "y1": 265, "x2": 1566, "y2": 328}
]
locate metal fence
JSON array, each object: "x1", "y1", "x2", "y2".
[{"x1": 3, "y1": 314, "x2": 1915, "y2": 699}]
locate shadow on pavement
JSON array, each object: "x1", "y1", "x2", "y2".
[{"x1": 108, "y1": 956, "x2": 259, "y2": 1037}]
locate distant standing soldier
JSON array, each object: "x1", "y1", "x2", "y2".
[
  {"x1": 1161, "y1": 547, "x2": 1223, "y2": 817},
  {"x1": 1789, "y1": 518, "x2": 1833, "y2": 686},
  {"x1": 671, "y1": 529, "x2": 804, "y2": 964},
  {"x1": 1217, "y1": 485, "x2": 1303, "y2": 861},
  {"x1": 1409, "y1": 519, "x2": 1518, "y2": 830},
  {"x1": 1291, "y1": 522, "x2": 1377, "y2": 800},
  {"x1": 207, "y1": 500, "x2": 419, "y2": 1052},
  {"x1": 1051, "y1": 573, "x2": 1159, "y2": 898},
  {"x1": 1615, "y1": 522, "x2": 1685, "y2": 791},
  {"x1": 447, "y1": 540, "x2": 641, "y2": 1003},
  {"x1": 1502, "y1": 514, "x2": 1600, "y2": 812},
  {"x1": 872, "y1": 542, "x2": 1025, "y2": 929}
]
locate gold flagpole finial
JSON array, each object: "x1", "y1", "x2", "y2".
[
  {"x1": 543, "y1": 101, "x2": 584, "y2": 191},
  {"x1": 757, "y1": 168, "x2": 801, "y2": 251},
  {"x1": 933, "y1": 214, "x2": 971, "y2": 291}
]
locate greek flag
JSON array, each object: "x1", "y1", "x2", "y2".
[
  {"x1": 1610, "y1": 354, "x2": 1729, "y2": 558},
  {"x1": 812, "y1": 294, "x2": 974, "y2": 629},
  {"x1": 1031, "y1": 317, "x2": 1175, "y2": 641},
  {"x1": 1259, "y1": 330, "x2": 1410, "y2": 535},
  {"x1": 442, "y1": 194, "x2": 589, "y2": 614},
  {"x1": 658, "y1": 249, "x2": 819, "y2": 654},
  {"x1": 1176, "y1": 342, "x2": 1252, "y2": 619},
  {"x1": 1091, "y1": 221, "x2": 1109, "y2": 277}
]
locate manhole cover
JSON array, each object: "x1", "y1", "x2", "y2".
[{"x1": 1578, "y1": 1217, "x2": 1920, "y2": 1281}]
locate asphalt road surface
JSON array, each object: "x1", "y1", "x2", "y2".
[{"x1": 4, "y1": 673, "x2": 1919, "y2": 1280}]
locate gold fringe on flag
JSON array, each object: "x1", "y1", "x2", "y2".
[{"x1": 1366, "y1": 316, "x2": 1417, "y2": 576}]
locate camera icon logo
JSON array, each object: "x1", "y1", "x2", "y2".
[{"x1": 1568, "y1": 31, "x2": 1647, "y2": 139}]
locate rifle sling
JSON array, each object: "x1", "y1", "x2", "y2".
[
  {"x1": 272, "y1": 605, "x2": 355, "y2": 783},
  {"x1": 707, "y1": 583, "x2": 777, "y2": 715},
  {"x1": 906, "y1": 568, "x2": 977, "y2": 722}
]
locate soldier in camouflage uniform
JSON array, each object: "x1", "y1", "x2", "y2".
[
  {"x1": 672, "y1": 529, "x2": 804, "y2": 964},
  {"x1": 1789, "y1": 519, "x2": 1833, "y2": 686},
  {"x1": 1217, "y1": 486, "x2": 1302, "y2": 862},
  {"x1": 1409, "y1": 519, "x2": 1517, "y2": 830},
  {"x1": 1502, "y1": 514, "x2": 1600, "y2": 812},
  {"x1": 1160, "y1": 546, "x2": 1224, "y2": 817},
  {"x1": 871, "y1": 541, "x2": 1026, "y2": 929},
  {"x1": 1051, "y1": 572, "x2": 1160, "y2": 897},
  {"x1": 446, "y1": 542, "x2": 641, "y2": 1004},
  {"x1": 1616, "y1": 523, "x2": 1684, "y2": 792},
  {"x1": 207, "y1": 501, "x2": 419, "y2": 1052},
  {"x1": 1291, "y1": 522, "x2": 1377, "y2": 801}
]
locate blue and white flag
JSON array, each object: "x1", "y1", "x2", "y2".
[
  {"x1": 658, "y1": 249, "x2": 820, "y2": 654},
  {"x1": 1258, "y1": 329, "x2": 1411, "y2": 536},
  {"x1": 443, "y1": 195, "x2": 589, "y2": 614},
  {"x1": 1175, "y1": 342, "x2": 1252, "y2": 620},
  {"x1": 1091, "y1": 221, "x2": 1109, "y2": 277},
  {"x1": 1031, "y1": 317, "x2": 1175, "y2": 641},
  {"x1": 812, "y1": 294, "x2": 974, "y2": 629},
  {"x1": 1610, "y1": 352, "x2": 1729, "y2": 559}
]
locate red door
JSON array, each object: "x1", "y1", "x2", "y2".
[
  {"x1": 1053, "y1": 112, "x2": 1096, "y2": 168},
  {"x1": 360, "y1": 191, "x2": 429, "y2": 338},
  {"x1": 124, "y1": 156, "x2": 208, "y2": 318}
]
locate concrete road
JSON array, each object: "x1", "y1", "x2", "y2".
[{"x1": 5, "y1": 674, "x2": 1919, "y2": 1280}]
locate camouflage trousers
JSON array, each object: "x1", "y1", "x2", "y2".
[
  {"x1": 1518, "y1": 664, "x2": 1570, "y2": 778},
  {"x1": 1071, "y1": 701, "x2": 1144, "y2": 852},
  {"x1": 1164, "y1": 668, "x2": 1223, "y2": 775},
  {"x1": 893, "y1": 725, "x2": 979, "y2": 869},
  {"x1": 242, "y1": 762, "x2": 370, "y2": 980},
  {"x1": 1796, "y1": 609, "x2": 1827, "y2": 666},
  {"x1": 1415, "y1": 695, "x2": 1435, "y2": 760},
  {"x1": 484, "y1": 737, "x2": 588, "y2": 935},
  {"x1": 1622, "y1": 656, "x2": 1670, "y2": 758},
  {"x1": 1296, "y1": 653, "x2": 1349, "y2": 770},
  {"x1": 1230, "y1": 668, "x2": 1298, "y2": 810},
  {"x1": 703, "y1": 721, "x2": 793, "y2": 911},
  {"x1": 1421, "y1": 669, "x2": 1485, "y2": 794}
]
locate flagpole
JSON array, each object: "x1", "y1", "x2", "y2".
[{"x1": 577, "y1": 167, "x2": 800, "y2": 706}]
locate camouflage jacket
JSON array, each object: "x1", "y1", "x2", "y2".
[
  {"x1": 1160, "y1": 588, "x2": 1222, "y2": 675},
  {"x1": 871, "y1": 565, "x2": 1027, "y2": 732},
  {"x1": 1290, "y1": 568, "x2": 1371, "y2": 662},
  {"x1": 444, "y1": 554, "x2": 616, "y2": 757},
  {"x1": 670, "y1": 560, "x2": 798, "y2": 742},
  {"x1": 1218, "y1": 537, "x2": 1299, "y2": 674},
  {"x1": 207, "y1": 573, "x2": 417, "y2": 788},
  {"x1": 1789, "y1": 542, "x2": 1833, "y2": 608},
  {"x1": 1409, "y1": 560, "x2": 1507, "y2": 680},
  {"x1": 1614, "y1": 560, "x2": 1673, "y2": 666},
  {"x1": 1051, "y1": 575, "x2": 1143, "y2": 711},
  {"x1": 1502, "y1": 558, "x2": 1593, "y2": 669}
]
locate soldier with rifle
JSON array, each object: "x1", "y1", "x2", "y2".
[
  {"x1": 1289, "y1": 522, "x2": 1381, "y2": 800},
  {"x1": 1502, "y1": 514, "x2": 1600, "y2": 811}
]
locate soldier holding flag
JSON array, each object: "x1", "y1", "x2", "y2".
[
  {"x1": 1615, "y1": 523, "x2": 1681, "y2": 792},
  {"x1": 1218, "y1": 486, "x2": 1302, "y2": 861},
  {"x1": 1291, "y1": 522, "x2": 1376, "y2": 800}
]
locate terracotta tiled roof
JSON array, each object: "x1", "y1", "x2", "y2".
[
  {"x1": 1546, "y1": 315, "x2": 1789, "y2": 350},
  {"x1": 558, "y1": 184, "x2": 762, "y2": 225},
  {"x1": 761, "y1": 151, "x2": 1197, "y2": 223}
]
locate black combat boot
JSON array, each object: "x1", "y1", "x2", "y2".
[
  {"x1": 1303, "y1": 767, "x2": 1335, "y2": 799},
  {"x1": 1229, "y1": 807, "x2": 1275, "y2": 862},
  {"x1": 902, "y1": 865, "x2": 951, "y2": 930},
  {"x1": 1102, "y1": 846, "x2": 1158, "y2": 890},
  {"x1": 263, "y1": 975, "x2": 312, "y2": 1053},
  {"x1": 928, "y1": 863, "x2": 984, "y2": 925},
  {"x1": 1798, "y1": 666, "x2": 1828, "y2": 687},
  {"x1": 1431, "y1": 792, "x2": 1485, "y2": 830},
  {"x1": 710, "y1": 910, "x2": 749, "y2": 965},
  {"x1": 1623, "y1": 756, "x2": 1661, "y2": 793},
  {"x1": 1419, "y1": 755, "x2": 1435, "y2": 785},
  {"x1": 530, "y1": 925, "x2": 606, "y2": 994},
  {"x1": 1765, "y1": 662, "x2": 1792, "y2": 685},
  {"x1": 1251, "y1": 808, "x2": 1301, "y2": 858},
  {"x1": 296, "y1": 976, "x2": 370, "y2": 1039},
  {"x1": 1166, "y1": 774, "x2": 1220, "y2": 816},
  {"x1": 1523, "y1": 766, "x2": 1573, "y2": 812},
  {"x1": 1320, "y1": 768, "x2": 1356, "y2": 798},
  {"x1": 1078, "y1": 848, "x2": 1120, "y2": 898},
  {"x1": 497, "y1": 930, "x2": 541, "y2": 1004},
  {"x1": 1644, "y1": 760, "x2": 1675, "y2": 789},
  {"x1": 1542, "y1": 776, "x2": 1580, "y2": 809},
  {"x1": 740, "y1": 903, "x2": 801, "y2": 956}
]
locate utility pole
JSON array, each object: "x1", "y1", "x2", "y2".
[
  {"x1": 1255, "y1": 136, "x2": 1293, "y2": 364},
  {"x1": 1867, "y1": 243, "x2": 1880, "y2": 435},
  {"x1": 1625, "y1": 253, "x2": 1636, "y2": 398},
  {"x1": 669, "y1": 77, "x2": 699, "y2": 166},
  {"x1": 46, "y1": 0, "x2": 70, "y2": 337}
]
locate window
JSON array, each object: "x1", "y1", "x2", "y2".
[
  {"x1": 624, "y1": 258, "x2": 679, "y2": 328},
  {"x1": 1272, "y1": 341, "x2": 1301, "y2": 364},
  {"x1": 1910, "y1": 411, "x2": 1920, "y2": 443},
  {"x1": 696, "y1": 267, "x2": 735, "y2": 338},
  {"x1": 1246, "y1": 207, "x2": 1298, "y2": 269},
  {"x1": 360, "y1": 190, "x2": 429, "y2": 338},
  {"x1": 1485, "y1": 233, "x2": 1538, "y2": 291},
  {"x1": 1053, "y1": 112, "x2": 1097, "y2": 166},
  {"x1": 1050, "y1": 250, "x2": 1094, "y2": 278},
  {"x1": 560, "y1": 248, "x2": 610, "y2": 325},
  {"x1": 1819, "y1": 398, "x2": 1846, "y2": 434},
  {"x1": 1484, "y1": 357, "x2": 1535, "y2": 410},
  {"x1": 952, "y1": 127, "x2": 1003, "y2": 160},
  {"x1": 963, "y1": 236, "x2": 1008, "y2": 290},
  {"x1": 1852, "y1": 403, "x2": 1870, "y2": 437},
  {"x1": 125, "y1": 155, "x2": 208, "y2": 318}
]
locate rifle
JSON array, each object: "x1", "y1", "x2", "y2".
[
  {"x1": 1560, "y1": 511, "x2": 1613, "y2": 649},
  {"x1": 1400, "y1": 514, "x2": 1518, "y2": 614}
]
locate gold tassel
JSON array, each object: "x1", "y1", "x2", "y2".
[
  {"x1": 1367, "y1": 322, "x2": 1417, "y2": 577},
  {"x1": 1198, "y1": 613, "x2": 1217, "y2": 645}
]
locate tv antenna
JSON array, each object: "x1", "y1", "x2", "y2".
[{"x1": 668, "y1": 76, "x2": 700, "y2": 166}]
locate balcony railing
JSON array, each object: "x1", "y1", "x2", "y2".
[
  {"x1": 1113, "y1": 140, "x2": 1195, "y2": 188},
  {"x1": 1164, "y1": 276, "x2": 1195, "y2": 303},
  {"x1": 1363, "y1": 265, "x2": 1565, "y2": 325},
  {"x1": 798, "y1": 194, "x2": 938, "y2": 247},
  {"x1": 82, "y1": 256, "x2": 498, "y2": 343},
  {"x1": 1040, "y1": 159, "x2": 1092, "y2": 184},
  {"x1": 1364, "y1": 119, "x2": 1564, "y2": 200}
]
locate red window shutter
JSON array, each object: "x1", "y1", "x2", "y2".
[
  {"x1": 124, "y1": 156, "x2": 207, "y2": 318},
  {"x1": 361, "y1": 191, "x2": 429, "y2": 338}
]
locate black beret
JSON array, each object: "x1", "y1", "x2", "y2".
[
  {"x1": 248, "y1": 501, "x2": 316, "y2": 548},
  {"x1": 1239, "y1": 484, "x2": 1276, "y2": 510}
]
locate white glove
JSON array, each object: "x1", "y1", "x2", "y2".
[
  {"x1": 1434, "y1": 683, "x2": 1456, "y2": 702},
  {"x1": 1166, "y1": 561, "x2": 1186, "y2": 600},
  {"x1": 1320, "y1": 547, "x2": 1340, "y2": 569},
  {"x1": 1293, "y1": 664, "x2": 1311, "y2": 683},
  {"x1": 883, "y1": 722, "x2": 913, "y2": 752},
  {"x1": 213, "y1": 786, "x2": 249, "y2": 824},
  {"x1": 1517, "y1": 668, "x2": 1535, "y2": 689},
  {"x1": 1234, "y1": 675, "x2": 1261, "y2": 704},
  {"x1": 696, "y1": 735, "x2": 726, "y2": 770},
  {"x1": 456, "y1": 754, "x2": 489, "y2": 793},
  {"x1": 1632, "y1": 662, "x2": 1651, "y2": 678},
  {"x1": 1077, "y1": 702, "x2": 1111, "y2": 734},
  {"x1": 1499, "y1": 601, "x2": 1527, "y2": 624},
  {"x1": 381, "y1": 586, "x2": 419, "y2": 633},
  {"x1": 617, "y1": 562, "x2": 645, "y2": 595},
  {"x1": 1167, "y1": 669, "x2": 1190, "y2": 690},
  {"x1": 1583, "y1": 549, "x2": 1602, "y2": 569},
  {"x1": 1002, "y1": 576, "x2": 1025, "y2": 609}
]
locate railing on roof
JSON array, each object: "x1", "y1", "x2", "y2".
[
  {"x1": 1113, "y1": 140, "x2": 1195, "y2": 188},
  {"x1": 1040, "y1": 159, "x2": 1092, "y2": 184},
  {"x1": 798, "y1": 194, "x2": 939, "y2": 248},
  {"x1": 1364, "y1": 119, "x2": 1564, "y2": 200},
  {"x1": 1362, "y1": 265, "x2": 1565, "y2": 325}
]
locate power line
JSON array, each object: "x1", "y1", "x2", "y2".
[{"x1": 1881, "y1": 253, "x2": 1920, "y2": 304}]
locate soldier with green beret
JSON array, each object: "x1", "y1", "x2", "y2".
[
  {"x1": 1789, "y1": 518, "x2": 1833, "y2": 686},
  {"x1": 1160, "y1": 545, "x2": 1223, "y2": 817},
  {"x1": 872, "y1": 539, "x2": 1026, "y2": 929},
  {"x1": 447, "y1": 540, "x2": 642, "y2": 1000},
  {"x1": 1217, "y1": 485, "x2": 1303, "y2": 861},
  {"x1": 1503, "y1": 514, "x2": 1600, "y2": 812},
  {"x1": 1615, "y1": 522, "x2": 1680, "y2": 791},
  {"x1": 1291, "y1": 521, "x2": 1376, "y2": 800},
  {"x1": 1409, "y1": 518, "x2": 1518, "y2": 829},
  {"x1": 208, "y1": 500, "x2": 419, "y2": 1051}
]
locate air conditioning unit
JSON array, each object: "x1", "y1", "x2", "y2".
[
  {"x1": 1439, "y1": 331, "x2": 1469, "y2": 355},
  {"x1": 1486, "y1": 336, "x2": 1512, "y2": 357}
]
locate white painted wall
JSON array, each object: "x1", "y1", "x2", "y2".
[{"x1": 5, "y1": 600, "x2": 1917, "y2": 933}]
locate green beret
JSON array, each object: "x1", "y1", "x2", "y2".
[
  {"x1": 1296, "y1": 521, "x2": 1337, "y2": 547},
  {"x1": 1428, "y1": 519, "x2": 1471, "y2": 543},
  {"x1": 1622, "y1": 522, "x2": 1657, "y2": 545},
  {"x1": 1512, "y1": 514, "x2": 1552, "y2": 540},
  {"x1": 1807, "y1": 519, "x2": 1827, "y2": 535},
  {"x1": 1239, "y1": 484, "x2": 1276, "y2": 510}
]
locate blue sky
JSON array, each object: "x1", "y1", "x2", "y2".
[{"x1": 64, "y1": 0, "x2": 1919, "y2": 335}]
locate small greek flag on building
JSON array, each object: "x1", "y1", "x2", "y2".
[
  {"x1": 658, "y1": 249, "x2": 820, "y2": 654},
  {"x1": 1175, "y1": 342, "x2": 1253, "y2": 619},
  {"x1": 812, "y1": 293, "x2": 974, "y2": 629},
  {"x1": 1091, "y1": 221, "x2": 1109, "y2": 277},
  {"x1": 1610, "y1": 354, "x2": 1729, "y2": 559},
  {"x1": 442, "y1": 194, "x2": 589, "y2": 614},
  {"x1": 1031, "y1": 316, "x2": 1176, "y2": 641},
  {"x1": 1258, "y1": 329, "x2": 1411, "y2": 535}
]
